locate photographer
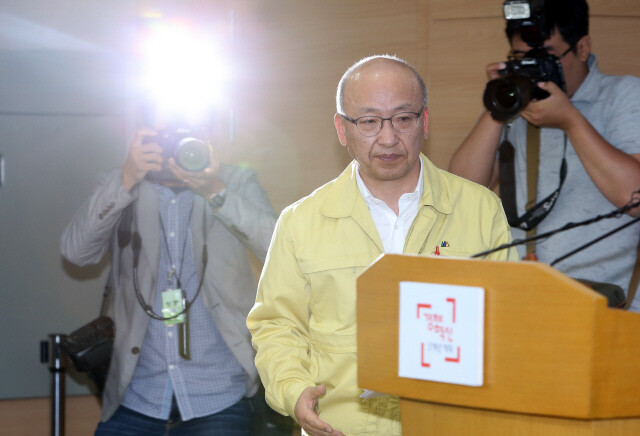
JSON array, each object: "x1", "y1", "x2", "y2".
[
  {"x1": 61, "y1": 121, "x2": 277, "y2": 435},
  {"x1": 449, "y1": 0, "x2": 640, "y2": 311}
]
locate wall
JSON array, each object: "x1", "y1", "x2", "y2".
[
  {"x1": 225, "y1": 0, "x2": 429, "y2": 212},
  {"x1": 0, "y1": 0, "x2": 137, "y2": 400}
]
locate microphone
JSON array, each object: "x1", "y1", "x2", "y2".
[{"x1": 471, "y1": 189, "x2": 640, "y2": 259}]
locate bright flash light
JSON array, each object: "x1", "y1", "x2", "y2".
[
  {"x1": 138, "y1": 19, "x2": 231, "y2": 126},
  {"x1": 503, "y1": 1, "x2": 531, "y2": 20}
]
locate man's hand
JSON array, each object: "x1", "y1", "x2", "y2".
[
  {"x1": 121, "y1": 128, "x2": 163, "y2": 192},
  {"x1": 520, "y1": 81, "x2": 580, "y2": 130},
  {"x1": 294, "y1": 385, "x2": 345, "y2": 436},
  {"x1": 168, "y1": 146, "x2": 225, "y2": 200}
]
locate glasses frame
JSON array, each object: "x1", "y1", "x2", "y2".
[
  {"x1": 340, "y1": 106, "x2": 425, "y2": 137},
  {"x1": 508, "y1": 43, "x2": 575, "y2": 61}
]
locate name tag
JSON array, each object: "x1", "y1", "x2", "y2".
[{"x1": 162, "y1": 288, "x2": 185, "y2": 326}]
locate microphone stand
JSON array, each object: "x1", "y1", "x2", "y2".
[
  {"x1": 550, "y1": 215, "x2": 640, "y2": 266},
  {"x1": 471, "y1": 192, "x2": 640, "y2": 259}
]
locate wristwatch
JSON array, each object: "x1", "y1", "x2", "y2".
[{"x1": 208, "y1": 190, "x2": 226, "y2": 208}]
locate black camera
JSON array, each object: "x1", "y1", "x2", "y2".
[
  {"x1": 145, "y1": 128, "x2": 210, "y2": 183},
  {"x1": 483, "y1": 0, "x2": 566, "y2": 121},
  {"x1": 59, "y1": 316, "x2": 114, "y2": 392}
]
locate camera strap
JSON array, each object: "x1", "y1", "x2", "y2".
[
  {"x1": 130, "y1": 202, "x2": 208, "y2": 323},
  {"x1": 499, "y1": 122, "x2": 567, "y2": 242},
  {"x1": 99, "y1": 271, "x2": 114, "y2": 317}
]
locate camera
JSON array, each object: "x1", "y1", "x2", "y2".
[
  {"x1": 59, "y1": 316, "x2": 114, "y2": 392},
  {"x1": 144, "y1": 127, "x2": 210, "y2": 183},
  {"x1": 483, "y1": 0, "x2": 566, "y2": 121}
]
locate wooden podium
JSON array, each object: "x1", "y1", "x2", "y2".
[{"x1": 356, "y1": 254, "x2": 640, "y2": 435}]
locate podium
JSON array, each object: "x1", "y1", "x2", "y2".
[{"x1": 356, "y1": 254, "x2": 640, "y2": 435}]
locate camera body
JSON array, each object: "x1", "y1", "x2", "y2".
[
  {"x1": 61, "y1": 316, "x2": 113, "y2": 372},
  {"x1": 60, "y1": 316, "x2": 114, "y2": 392},
  {"x1": 483, "y1": 0, "x2": 567, "y2": 121},
  {"x1": 483, "y1": 48, "x2": 565, "y2": 122},
  {"x1": 145, "y1": 127, "x2": 210, "y2": 183}
]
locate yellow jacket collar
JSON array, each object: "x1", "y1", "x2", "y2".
[{"x1": 320, "y1": 153, "x2": 453, "y2": 218}]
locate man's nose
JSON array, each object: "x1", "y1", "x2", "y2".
[{"x1": 377, "y1": 119, "x2": 398, "y2": 145}]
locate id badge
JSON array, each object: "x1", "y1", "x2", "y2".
[{"x1": 162, "y1": 288, "x2": 185, "y2": 326}]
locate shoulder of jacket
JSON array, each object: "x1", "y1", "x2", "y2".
[
  {"x1": 279, "y1": 175, "x2": 343, "y2": 220},
  {"x1": 220, "y1": 163, "x2": 257, "y2": 183},
  {"x1": 439, "y1": 169, "x2": 501, "y2": 206}
]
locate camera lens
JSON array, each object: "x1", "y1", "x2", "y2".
[
  {"x1": 175, "y1": 138, "x2": 209, "y2": 172},
  {"x1": 483, "y1": 73, "x2": 535, "y2": 122},
  {"x1": 495, "y1": 84, "x2": 519, "y2": 109}
]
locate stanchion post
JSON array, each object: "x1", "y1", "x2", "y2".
[{"x1": 41, "y1": 334, "x2": 67, "y2": 436}]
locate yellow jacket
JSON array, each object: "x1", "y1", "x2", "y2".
[{"x1": 247, "y1": 155, "x2": 517, "y2": 435}]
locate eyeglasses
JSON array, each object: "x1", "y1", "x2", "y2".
[
  {"x1": 340, "y1": 109, "x2": 423, "y2": 137},
  {"x1": 509, "y1": 44, "x2": 575, "y2": 61}
]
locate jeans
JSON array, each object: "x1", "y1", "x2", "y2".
[{"x1": 95, "y1": 397, "x2": 251, "y2": 436}]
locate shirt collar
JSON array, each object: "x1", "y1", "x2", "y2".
[
  {"x1": 154, "y1": 183, "x2": 193, "y2": 199},
  {"x1": 571, "y1": 53, "x2": 601, "y2": 104},
  {"x1": 354, "y1": 159, "x2": 423, "y2": 209},
  {"x1": 320, "y1": 154, "x2": 451, "y2": 218}
]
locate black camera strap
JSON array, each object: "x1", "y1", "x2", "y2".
[
  {"x1": 99, "y1": 271, "x2": 114, "y2": 317},
  {"x1": 499, "y1": 122, "x2": 568, "y2": 233},
  {"x1": 131, "y1": 203, "x2": 208, "y2": 322},
  {"x1": 157, "y1": 202, "x2": 193, "y2": 290}
]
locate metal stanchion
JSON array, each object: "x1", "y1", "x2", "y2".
[{"x1": 41, "y1": 334, "x2": 67, "y2": 436}]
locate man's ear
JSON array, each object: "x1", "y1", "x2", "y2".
[
  {"x1": 422, "y1": 107, "x2": 429, "y2": 139},
  {"x1": 576, "y1": 35, "x2": 591, "y2": 62},
  {"x1": 334, "y1": 114, "x2": 348, "y2": 147}
]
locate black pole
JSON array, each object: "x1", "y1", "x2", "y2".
[{"x1": 46, "y1": 334, "x2": 67, "y2": 436}]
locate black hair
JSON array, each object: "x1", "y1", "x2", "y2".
[{"x1": 505, "y1": 0, "x2": 589, "y2": 48}]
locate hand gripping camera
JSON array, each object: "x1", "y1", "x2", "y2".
[
  {"x1": 144, "y1": 127, "x2": 210, "y2": 183},
  {"x1": 483, "y1": 0, "x2": 567, "y2": 122}
]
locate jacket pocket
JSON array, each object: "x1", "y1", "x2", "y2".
[{"x1": 298, "y1": 255, "x2": 374, "y2": 335}]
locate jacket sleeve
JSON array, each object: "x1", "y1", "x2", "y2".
[
  {"x1": 60, "y1": 169, "x2": 135, "y2": 266},
  {"x1": 246, "y1": 211, "x2": 314, "y2": 420},
  {"x1": 210, "y1": 167, "x2": 277, "y2": 263}
]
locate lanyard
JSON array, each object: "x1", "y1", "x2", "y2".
[
  {"x1": 157, "y1": 197, "x2": 193, "y2": 289},
  {"x1": 131, "y1": 205, "x2": 208, "y2": 322}
]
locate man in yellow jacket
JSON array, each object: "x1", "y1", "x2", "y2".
[{"x1": 247, "y1": 55, "x2": 518, "y2": 436}]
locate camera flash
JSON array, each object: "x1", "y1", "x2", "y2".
[{"x1": 503, "y1": 1, "x2": 531, "y2": 20}]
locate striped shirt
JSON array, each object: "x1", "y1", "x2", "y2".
[{"x1": 121, "y1": 185, "x2": 246, "y2": 420}]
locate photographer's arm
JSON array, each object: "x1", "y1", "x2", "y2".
[
  {"x1": 522, "y1": 82, "x2": 640, "y2": 217},
  {"x1": 170, "y1": 151, "x2": 277, "y2": 262},
  {"x1": 61, "y1": 131, "x2": 159, "y2": 266},
  {"x1": 208, "y1": 169, "x2": 277, "y2": 262},
  {"x1": 449, "y1": 61, "x2": 507, "y2": 188},
  {"x1": 61, "y1": 170, "x2": 135, "y2": 266},
  {"x1": 449, "y1": 111, "x2": 503, "y2": 188}
]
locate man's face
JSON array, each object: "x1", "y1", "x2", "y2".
[
  {"x1": 335, "y1": 60, "x2": 428, "y2": 190},
  {"x1": 509, "y1": 28, "x2": 590, "y2": 97}
]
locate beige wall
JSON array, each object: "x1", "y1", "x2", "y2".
[
  {"x1": 218, "y1": 0, "x2": 430, "y2": 212},
  {"x1": 213, "y1": 0, "x2": 640, "y2": 214},
  {"x1": 6, "y1": 0, "x2": 640, "y2": 433}
]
